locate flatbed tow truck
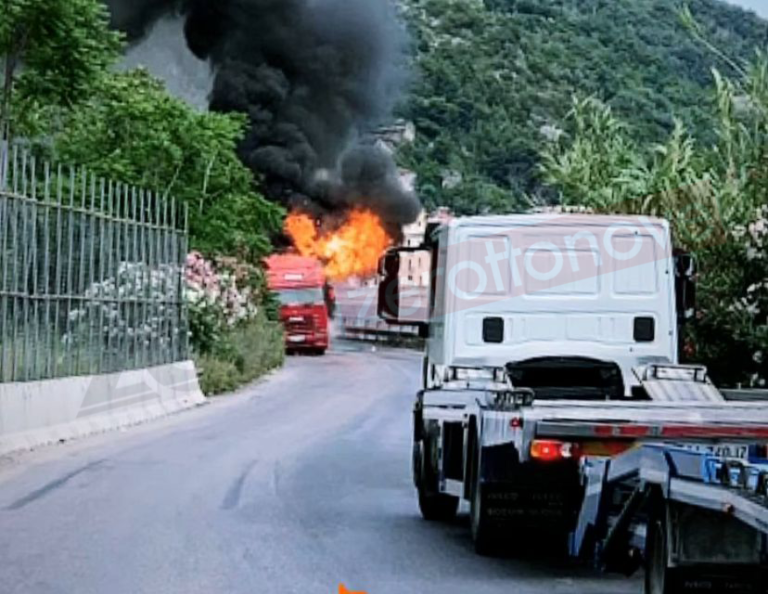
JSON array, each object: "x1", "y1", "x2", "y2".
[{"x1": 377, "y1": 213, "x2": 768, "y2": 593}]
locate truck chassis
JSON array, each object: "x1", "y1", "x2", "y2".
[{"x1": 414, "y1": 365, "x2": 768, "y2": 593}]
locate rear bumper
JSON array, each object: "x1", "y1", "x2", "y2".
[
  {"x1": 480, "y1": 444, "x2": 583, "y2": 530},
  {"x1": 284, "y1": 334, "x2": 329, "y2": 349},
  {"x1": 481, "y1": 478, "x2": 582, "y2": 530}
]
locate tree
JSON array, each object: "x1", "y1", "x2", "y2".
[
  {"x1": 0, "y1": 0, "x2": 281, "y2": 262},
  {"x1": 539, "y1": 54, "x2": 768, "y2": 387},
  {"x1": 1, "y1": 0, "x2": 286, "y2": 385},
  {"x1": 50, "y1": 69, "x2": 283, "y2": 262},
  {"x1": 0, "y1": 0, "x2": 121, "y2": 138},
  {"x1": 398, "y1": 0, "x2": 768, "y2": 215}
]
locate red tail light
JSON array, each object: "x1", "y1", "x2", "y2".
[{"x1": 530, "y1": 440, "x2": 580, "y2": 462}]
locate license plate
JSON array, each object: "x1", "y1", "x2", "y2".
[
  {"x1": 289, "y1": 317, "x2": 305, "y2": 323},
  {"x1": 288, "y1": 335, "x2": 307, "y2": 343},
  {"x1": 676, "y1": 443, "x2": 750, "y2": 460}
]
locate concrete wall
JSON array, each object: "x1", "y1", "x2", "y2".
[{"x1": 0, "y1": 361, "x2": 206, "y2": 457}]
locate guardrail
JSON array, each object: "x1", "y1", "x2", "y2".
[
  {"x1": 722, "y1": 389, "x2": 768, "y2": 401},
  {"x1": 338, "y1": 316, "x2": 424, "y2": 348}
]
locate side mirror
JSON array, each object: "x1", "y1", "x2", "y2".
[
  {"x1": 377, "y1": 248, "x2": 429, "y2": 329},
  {"x1": 377, "y1": 250, "x2": 402, "y2": 322},
  {"x1": 674, "y1": 253, "x2": 696, "y2": 322}
]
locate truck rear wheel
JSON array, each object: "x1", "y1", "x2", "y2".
[
  {"x1": 645, "y1": 504, "x2": 702, "y2": 594},
  {"x1": 470, "y1": 480, "x2": 497, "y2": 555},
  {"x1": 646, "y1": 512, "x2": 677, "y2": 594},
  {"x1": 418, "y1": 486, "x2": 459, "y2": 521},
  {"x1": 416, "y1": 437, "x2": 458, "y2": 522},
  {"x1": 646, "y1": 503, "x2": 766, "y2": 594},
  {"x1": 470, "y1": 444, "x2": 500, "y2": 556}
]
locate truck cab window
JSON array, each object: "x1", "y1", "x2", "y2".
[{"x1": 276, "y1": 288, "x2": 325, "y2": 305}]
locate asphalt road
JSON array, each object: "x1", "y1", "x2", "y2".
[{"x1": 0, "y1": 345, "x2": 638, "y2": 594}]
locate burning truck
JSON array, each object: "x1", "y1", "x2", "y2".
[
  {"x1": 267, "y1": 206, "x2": 396, "y2": 354},
  {"x1": 265, "y1": 254, "x2": 331, "y2": 355},
  {"x1": 106, "y1": 1, "x2": 422, "y2": 354},
  {"x1": 284, "y1": 208, "x2": 393, "y2": 280}
]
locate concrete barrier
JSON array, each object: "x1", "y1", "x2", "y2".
[{"x1": 0, "y1": 361, "x2": 206, "y2": 457}]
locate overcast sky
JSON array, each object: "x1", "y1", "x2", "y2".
[{"x1": 725, "y1": 0, "x2": 768, "y2": 19}]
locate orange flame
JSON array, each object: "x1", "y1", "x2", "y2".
[{"x1": 285, "y1": 209, "x2": 392, "y2": 281}]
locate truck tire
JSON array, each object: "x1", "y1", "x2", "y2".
[
  {"x1": 471, "y1": 480, "x2": 497, "y2": 555},
  {"x1": 645, "y1": 511, "x2": 676, "y2": 594},
  {"x1": 418, "y1": 486, "x2": 459, "y2": 522},
  {"x1": 416, "y1": 436, "x2": 459, "y2": 522},
  {"x1": 470, "y1": 444, "x2": 499, "y2": 556},
  {"x1": 646, "y1": 503, "x2": 766, "y2": 594},
  {"x1": 646, "y1": 502, "x2": 696, "y2": 594}
]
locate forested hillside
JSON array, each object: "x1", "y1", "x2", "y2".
[{"x1": 398, "y1": 0, "x2": 768, "y2": 214}]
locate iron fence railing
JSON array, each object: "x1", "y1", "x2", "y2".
[{"x1": 0, "y1": 141, "x2": 189, "y2": 383}]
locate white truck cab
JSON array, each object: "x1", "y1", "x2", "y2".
[
  {"x1": 381, "y1": 213, "x2": 683, "y2": 398},
  {"x1": 378, "y1": 215, "x2": 768, "y2": 594}
]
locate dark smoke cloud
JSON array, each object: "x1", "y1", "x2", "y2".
[
  {"x1": 106, "y1": 0, "x2": 176, "y2": 40},
  {"x1": 333, "y1": 146, "x2": 420, "y2": 224},
  {"x1": 106, "y1": 0, "x2": 420, "y2": 226}
]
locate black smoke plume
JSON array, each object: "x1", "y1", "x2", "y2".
[
  {"x1": 105, "y1": 0, "x2": 420, "y2": 226},
  {"x1": 106, "y1": 0, "x2": 175, "y2": 40}
]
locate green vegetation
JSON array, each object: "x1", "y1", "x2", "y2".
[
  {"x1": 1, "y1": 0, "x2": 285, "y2": 391},
  {"x1": 5, "y1": 0, "x2": 767, "y2": 388},
  {"x1": 540, "y1": 52, "x2": 768, "y2": 387},
  {"x1": 51, "y1": 70, "x2": 283, "y2": 262},
  {"x1": 400, "y1": 0, "x2": 768, "y2": 386},
  {"x1": 2, "y1": 0, "x2": 281, "y2": 263},
  {"x1": 0, "y1": 0, "x2": 121, "y2": 137},
  {"x1": 196, "y1": 311, "x2": 285, "y2": 396},
  {"x1": 186, "y1": 254, "x2": 284, "y2": 397},
  {"x1": 399, "y1": 0, "x2": 768, "y2": 214}
]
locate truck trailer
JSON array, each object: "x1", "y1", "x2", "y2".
[{"x1": 377, "y1": 213, "x2": 768, "y2": 593}]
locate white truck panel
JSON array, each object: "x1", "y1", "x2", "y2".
[{"x1": 428, "y1": 215, "x2": 676, "y2": 393}]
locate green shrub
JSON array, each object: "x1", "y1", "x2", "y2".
[
  {"x1": 196, "y1": 356, "x2": 241, "y2": 396},
  {"x1": 195, "y1": 311, "x2": 285, "y2": 396}
]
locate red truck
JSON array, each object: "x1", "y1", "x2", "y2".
[{"x1": 265, "y1": 254, "x2": 330, "y2": 355}]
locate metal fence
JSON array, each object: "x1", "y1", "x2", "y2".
[{"x1": 0, "y1": 141, "x2": 189, "y2": 383}]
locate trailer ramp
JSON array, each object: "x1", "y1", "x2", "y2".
[{"x1": 634, "y1": 364, "x2": 724, "y2": 403}]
